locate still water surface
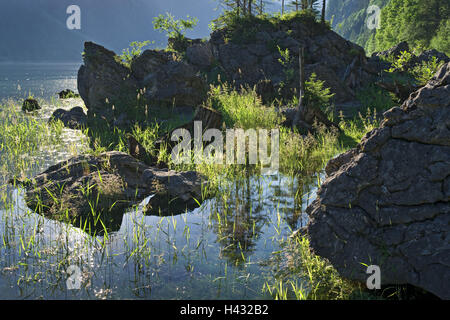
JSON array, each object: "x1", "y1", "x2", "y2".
[{"x1": 0, "y1": 63, "x2": 318, "y2": 299}]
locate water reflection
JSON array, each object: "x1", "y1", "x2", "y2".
[{"x1": 0, "y1": 166, "x2": 319, "y2": 299}]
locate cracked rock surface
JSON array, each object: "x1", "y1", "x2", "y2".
[{"x1": 306, "y1": 63, "x2": 450, "y2": 299}]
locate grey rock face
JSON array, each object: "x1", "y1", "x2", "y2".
[
  {"x1": 78, "y1": 42, "x2": 139, "y2": 121},
  {"x1": 186, "y1": 42, "x2": 215, "y2": 68},
  {"x1": 77, "y1": 42, "x2": 207, "y2": 125},
  {"x1": 204, "y1": 21, "x2": 370, "y2": 103},
  {"x1": 21, "y1": 152, "x2": 204, "y2": 234},
  {"x1": 132, "y1": 50, "x2": 207, "y2": 108},
  {"x1": 374, "y1": 41, "x2": 410, "y2": 59},
  {"x1": 306, "y1": 62, "x2": 450, "y2": 299},
  {"x1": 76, "y1": 18, "x2": 391, "y2": 126},
  {"x1": 408, "y1": 49, "x2": 450, "y2": 68}
]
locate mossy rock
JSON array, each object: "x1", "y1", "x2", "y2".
[
  {"x1": 58, "y1": 89, "x2": 80, "y2": 99},
  {"x1": 22, "y1": 98, "x2": 41, "y2": 112}
]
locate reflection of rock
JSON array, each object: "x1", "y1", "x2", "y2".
[
  {"x1": 20, "y1": 152, "x2": 204, "y2": 234},
  {"x1": 22, "y1": 98, "x2": 41, "y2": 112},
  {"x1": 306, "y1": 63, "x2": 450, "y2": 299},
  {"x1": 143, "y1": 169, "x2": 202, "y2": 216},
  {"x1": 49, "y1": 107, "x2": 87, "y2": 129}
]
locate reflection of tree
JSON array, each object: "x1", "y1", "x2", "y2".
[
  {"x1": 211, "y1": 174, "x2": 267, "y2": 267},
  {"x1": 284, "y1": 175, "x2": 316, "y2": 232},
  {"x1": 284, "y1": 178, "x2": 303, "y2": 231}
]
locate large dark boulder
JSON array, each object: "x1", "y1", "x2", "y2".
[
  {"x1": 77, "y1": 42, "x2": 207, "y2": 126},
  {"x1": 131, "y1": 49, "x2": 207, "y2": 109},
  {"x1": 306, "y1": 62, "x2": 450, "y2": 299},
  {"x1": 78, "y1": 42, "x2": 139, "y2": 122},
  {"x1": 374, "y1": 41, "x2": 410, "y2": 59},
  {"x1": 203, "y1": 20, "x2": 371, "y2": 104},
  {"x1": 19, "y1": 152, "x2": 204, "y2": 234}
]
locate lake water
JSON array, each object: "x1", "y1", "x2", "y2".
[
  {"x1": 0, "y1": 63, "x2": 318, "y2": 299},
  {"x1": 0, "y1": 63, "x2": 80, "y2": 101}
]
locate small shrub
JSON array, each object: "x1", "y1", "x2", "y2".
[
  {"x1": 153, "y1": 13, "x2": 198, "y2": 51},
  {"x1": 304, "y1": 73, "x2": 335, "y2": 113},
  {"x1": 386, "y1": 50, "x2": 413, "y2": 72},
  {"x1": 120, "y1": 40, "x2": 153, "y2": 66},
  {"x1": 411, "y1": 56, "x2": 445, "y2": 85}
]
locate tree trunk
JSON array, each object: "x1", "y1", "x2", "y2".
[
  {"x1": 321, "y1": 0, "x2": 326, "y2": 23},
  {"x1": 292, "y1": 47, "x2": 306, "y2": 129},
  {"x1": 282, "y1": 0, "x2": 285, "y2": 15},
  {"x1": 301, "y1": 0, "x2": 308, "y2": 10},
  {"x1": 249, "y1": 0, "x2": 253, "y2": 15}
]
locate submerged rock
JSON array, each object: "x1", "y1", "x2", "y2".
[
  {"x1": 306, "y1": 62, "x2": 450, "y2": 299},
  {"x1": 49, "y1": 106, "x2": 87, "y2": 129},
  {"x1": 22, "y1": 98, "x2": 41, "y2": 112},
  {"x1": 20, "y1": 152, "x2": 204, "y2": 234}
]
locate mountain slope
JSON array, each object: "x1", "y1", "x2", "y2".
[
  {"x1": 326, "y1": 0, "x2": 449, "y2": 56},
  {"x1": 325, "y1": 0, "x2": 389, "y2": 54}
]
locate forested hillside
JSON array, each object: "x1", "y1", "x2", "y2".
[
  {"x1": 325, "y1": 0, "x2": 389, "y2": 52},
  {"x1": 375, "y1": 0, "x2": 449, "y2": 55},
  {"x1": 326, "y1": 0, "x2": 449, "y2": 56}
]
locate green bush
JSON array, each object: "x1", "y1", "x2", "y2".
[
  {"x1": 120, "y1": 40, "x2": 152, "y2": 66},
  {"x1": 153, "y1": 13, "x2": 198, "y2": 40},
  {"x1": 304, "y1": 73, "x2": 335, "y2": 113},
  {"x1": 411, "y1": 56, "x2": 445, "y2": 85}
]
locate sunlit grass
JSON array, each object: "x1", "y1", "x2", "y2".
[{"x1": 263, "y1": 234, "x2": 370, "y2": 300}]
